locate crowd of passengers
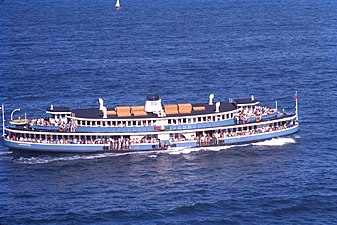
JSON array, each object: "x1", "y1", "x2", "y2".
[
  {"x1": 171, "y1": 121, "x2": 297, "y2": 145},
  {"x1": 235, "y1": 106, "x2": 279, "y2": 124},
  {"x1": 196, "y1": 124, "x2": 291, "y2": 146},
  {"x1": 30, "y1": 118, "x2": 59, "y2": 126},
  {"x1": 5, "y1": 135, "x2": 161, "y2": 150},
  {"x1": 29, "y1": 118, "x2": 77, "y2": 132}
]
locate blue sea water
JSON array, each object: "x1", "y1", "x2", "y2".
[{"x1": 1, "y1": 0, "x2": 337, "y2": 224}]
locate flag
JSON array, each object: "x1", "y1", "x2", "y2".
[{"x1": 294, "y1": 92, "x2": 298, "y2": 101}]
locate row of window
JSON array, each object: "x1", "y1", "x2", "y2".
[
  {"x1": 7, "y1": 131, "x2": 126, "y2": 141},
  {"x1": 73, "y1": 112, "x2": 235, "y2": 127}
]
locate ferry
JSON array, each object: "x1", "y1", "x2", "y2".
[{"x1": 0, "y1": 93, "x2": 299, "y2": 153}]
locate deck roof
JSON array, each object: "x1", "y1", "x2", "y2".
[
  {"x1": 234, "y1": 98, "x2": 259, "y2": 105},
  {"x1": 47, "y1": 98, "x2": 259, "y2": 120},
  {"x1": 46, "y1": 107, "x2": 71, "y2": 113},
  {"x1": 71, "y1": 102, "x2": 237, "y2": 119}
]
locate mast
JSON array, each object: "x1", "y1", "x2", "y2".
[
  {"x1": 295, "y1": 91, "x2": 298, "y2": 121},
  {"x1": 115, "y1": 0, "x2": 120, "y2": 8}
]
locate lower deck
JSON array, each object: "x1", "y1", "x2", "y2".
[{"x1": 2, "y1": 125, "x2": 299, "y2": 153}]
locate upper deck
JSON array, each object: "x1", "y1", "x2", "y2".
[{"x1": 46, "y1": 97, "x2": 259, "y2": 120}]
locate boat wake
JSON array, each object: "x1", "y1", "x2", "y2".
[
  {"x1": 166, "y1": 147, "x2": 202, "y2": 155},
  {"x1": 13, "y1": 152, "x2": 135, "y2": 165},
  {"x1": 252, "y1": 137, "x2": 296, "y2": 146},
  {"x1": 0, "y1": 150, "x2": 13, "y2": 161},
  {"x1": 0, "y1": 151, "x2": 12, "y2": 156},
  {"x1": 166, "y1": 144, "x2": 241, "y2": 155},
  {"x1": 166, "y1": 138, "x2": 296, "y2": 155}
]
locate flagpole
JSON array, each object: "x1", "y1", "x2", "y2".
[
  {"x1": 295, "y1": 91, "x2": 298, "y2": 121},
  {"x1": 2, "y1": 104, "x2": 5, "y2": 136}
]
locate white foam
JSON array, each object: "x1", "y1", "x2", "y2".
[
  {"x1": 166, "y1": 147, "x2": 201, "y2": 155},
  {"x1": 198, "y1": 145, "x2": 233, "y2": 152},
  {"x1": 201, "y1": 143, "x2": 252, "y2": 151},
  {"x1": 14, "y1": 150, "x2": 163, "y2": 164},
  {"x1": 252, "y1": 137, "x2": 296, "y2": 146},
  {"x1": 165, "y1": 144, "x2": 248, "y2": 155},
  {"x1": 0, "y1": 151, "x2": 12, "y2": 156},
  {"x1": 14, "y1": 152, "x2": 130, "y2": 164},
  {"x1": 293, "y1": 134, "x2": 301, "y2": 139}
]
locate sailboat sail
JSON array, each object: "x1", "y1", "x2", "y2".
[{"x1": 115, "y1": 0, "x2": 120, "y2": 8}]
